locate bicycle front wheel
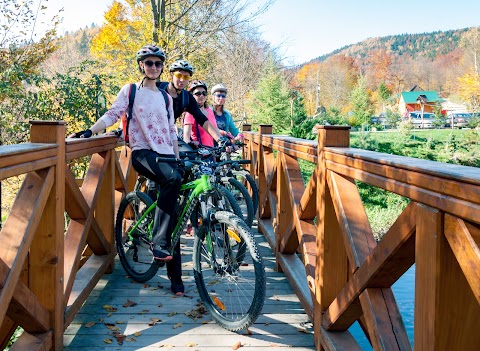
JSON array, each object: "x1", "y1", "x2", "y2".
[
  {"x1": 193, "y1": 211, "x2": 266, "y2": 331},
  {"x1": 115, "y1": 191, "x2": 159, "y2": 282}
]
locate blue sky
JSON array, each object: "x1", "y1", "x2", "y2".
[{"x1": 47, "y1": 0, "x2": 480, "y2": 65}]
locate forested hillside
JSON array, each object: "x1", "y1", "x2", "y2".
[{"x1": 313, "y1": 29, "x2": 468, "y2": 62}]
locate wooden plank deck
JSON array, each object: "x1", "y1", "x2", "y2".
[{"x1": 64, "y1": 228, "x2": 315, "y2": 350}]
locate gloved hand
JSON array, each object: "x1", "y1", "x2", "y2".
[
  {"x1": 177, "y1": 163, "x2": 186, "y2": 179},
  {"x1": 73, "y1": 129, "x2": 93, "y2": 138},
  {"x1": 188, "y1": 140, "x2": 199, "y2": 149},
  {"x1": 217, "y1": 135, "x2": 232, "y2": 149}
]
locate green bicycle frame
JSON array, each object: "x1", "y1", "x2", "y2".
[{"x1": 126, "y1": 174, "x2": 212, "y2": 243}]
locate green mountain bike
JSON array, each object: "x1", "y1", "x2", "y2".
[{"x1": 115, "y1": 155, "x2": 266, "y2": 331}]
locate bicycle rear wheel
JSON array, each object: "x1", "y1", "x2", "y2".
[
  {"x1": 193, "y1": 211, "x2": 266, "y2": 331},
  {"x1": 115, "y1": 191, "x2": 159, "y2": 282},
  {"x1": 232, "y1": 171, "x2": 258, "y2": 215}
]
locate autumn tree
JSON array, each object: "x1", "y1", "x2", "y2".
[
  {"x1": 293, "y1": 62, "x2": 321, "y2": 115},
  {"x1": 318, "y1": 55, "x2": 358, "y2": 112},
  {"x1": 367, "y1": 49, "x2": 392, "y2": 88}
]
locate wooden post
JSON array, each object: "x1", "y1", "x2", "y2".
[
  {"x1": 257, "y1": 125, "x2": 273, "y2": 222},
  {"x1": 241, "y1": 124, "x2": 252, "y2": 173},
  {"x1": 314, "y1": 126, "x2": 350, "y2": 350},
  {"x1": 29, "y1": 121, "x2": 66, "y2": 350},
  {"x1": 242, "y1": 124, "x2": 251, "y2": 132}
]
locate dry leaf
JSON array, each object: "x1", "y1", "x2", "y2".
[
  {"x1": 126, "y1": 337, "x2": 136, "y2": 342},
  {"x1": 138, "y1": 309, "x2": 149, "y2": 314},
  {"x1": 168, "y1": 311, "x2": 177, "y2": 317},
  {"x1": 173, "y1": 322, "x2": 183, "y2": 329},
  {"x1": 102, "y1": 305, "x2": 117, "y2": 312},
  {"x1": 158, "y1": 344, "x2": 174, "y2": 348},
  {"x1": 149, "y1": 318, "x2": 162, "y2": 326},
  {"x1": 114, "y1": 333, "x2": 126, "y2": 345},
  {"x1": 134, "y1": 331, "x2": 142, "y2": 337},
  {"x1": 103, "y1": 339, "x2": 113, "y2": 344},
  {"x1": 116, "y1": 320, "x2": 125, "y2": 324},
  {"x1": 84, "y1": 321, "x2": 95, "y2": 328},
  {"x1": 232, "y1": 341, "x2": 242, "y2": 350},
  {"x1": 143, "y1": 283, "x2": 150, "y2": 288},
  {"x1": 269, "y1": 343, "x2": 280, "y2": 347},
  {"x1": 186, "y1": 342, "x2": 197, "y2": 347},
  {"x1": 106, "y1": 325, "x2": 120, "y2": 332},
  {"x1": 297, "y1": 328, "x2": 309, "y2": 333},
  {"x1": 123, "y1": 299, "x2": 137, "y2": 307}
]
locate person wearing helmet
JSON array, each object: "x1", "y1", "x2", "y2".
[
  {"x1": 157, "y1": 60, "x2": 228, "y2": 147},
  {"x1": 211, "y1": 84, "x2": 241, "y2": 140},
  {"x1": 69, "y1": 45, "x2": 182, "y2": 277},
  {"x1": 183, "y1": 80, "x2": 218, "y2": 147}
]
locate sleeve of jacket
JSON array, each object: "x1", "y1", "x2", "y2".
[{"x1": 225, "y1": 110, "x2": 239, "y2": 137}]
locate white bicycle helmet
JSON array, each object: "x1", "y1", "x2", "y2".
[
  {"x1": 211, "y1": 83, "x2": 228, "y2": 95},
  {"x1": 188, "y1": 80, "x2": 208, "y2": 92}
]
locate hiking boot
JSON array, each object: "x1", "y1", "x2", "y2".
[{"x1": 150, "y1": 244, "x2": 173, "y2": 262}]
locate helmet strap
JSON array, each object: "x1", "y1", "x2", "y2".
[{"x1": 170, "y1": 81, "x2": 183, "y2": 95}]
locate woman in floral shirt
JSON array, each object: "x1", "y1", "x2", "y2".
[{"x1": 71, "y1": 45, "x2": 180, "y2": 267}]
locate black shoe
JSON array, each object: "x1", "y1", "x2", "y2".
[
  {"x1": 150, "y1": 244, "x2": 173, "y2": 262},
  {"x1": 171, "y1": 280, "x2": 185, "y2": 296}
]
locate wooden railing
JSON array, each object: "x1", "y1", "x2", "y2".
[
  {"x1": 1, "y1": 121, "x2": 479, "y2": 350},
  {"x1": 0, "y1": 121, "x2": 136, "y2": 350},
  {"x1": 242, "y1": 124, "x2": 480, "y2": 351}
]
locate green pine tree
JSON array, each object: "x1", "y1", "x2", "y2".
[
  {"x1": 350, "y1": 76, "x2": 374, "y2": 126},
  {"x1": 249, "y1": 59, "x2": 291, "y2": 132}
]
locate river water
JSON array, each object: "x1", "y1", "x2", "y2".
[{"x1": 348, "y1": 265, "x2": 415, "y2": 349}]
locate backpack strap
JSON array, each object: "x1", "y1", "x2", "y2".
[
  {"x1": 125, "y1": 83, "x2": 136, "y2": 134},
  {"x1": 156, "y1": 82, "x2": 171, "y2": 122},
  {"x1": 181, "y1": 90, "x2": 189, "y2": 112}
]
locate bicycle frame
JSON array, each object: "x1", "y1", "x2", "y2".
[{"x1": 126, "y1": 174, "x2": 212, "y2": 247}]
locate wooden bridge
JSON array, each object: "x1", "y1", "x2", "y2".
[{"x1": 1, "y1": 121, "x2": 480, "y2": 350}]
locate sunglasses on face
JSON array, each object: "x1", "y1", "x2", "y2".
[
  {"x1": 193, "y1": 91, "x2": 207, "y2": 96},
  {"x1": 143, "y1": 60, "x2": 163, "y2": 68},
  {"x1": 173, "y1": 72, "x2": 191, "y2": 80},
  {"x1": 214, "y1": 93, "x2": 227, "y2": 98}
]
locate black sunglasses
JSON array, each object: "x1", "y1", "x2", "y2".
[
  {"x1": 193, "y1": 91, "x2": 207, "y2": 96},
  {"x1": 144, "y1": 60, "x2": 163, "y2": 68}
]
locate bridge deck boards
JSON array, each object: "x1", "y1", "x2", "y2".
[{"x1": 64, "y1": 230, "x2": 315, "y2": 350}]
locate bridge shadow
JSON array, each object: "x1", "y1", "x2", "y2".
[{"x1": 64, "y1": 232, "x2": 315, "y2": 350}]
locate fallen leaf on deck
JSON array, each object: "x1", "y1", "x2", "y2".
[
  {"x1": 103, "y1": 339, "x2": 112, "y2": 344},
  {"x1": 269, "y1": 343, "x2": 280, "y2": 347},
  {"x1": 232, "y1": 341, "x2": 242, "y2": 349},
  {"x1": 102, "y1": 305, "x2": 117, "y2": 312},
  {"x1": 134, "y1": 331, "x2": 142, "y2": 337},
  {"x1": 123, "y1": 299, "x2": 137, "y2": 307},
  {"x1": 106, "y1": 324, "x2": 120, "y2": 332},
  {"x1": 126, "y1": 337, "x2": 136, "y2": 342},
  {"x1": 168, "y1": 311, "x2": 177, "y2": 317},
  {"x1": 186, "y1": 342, "x2": 197, "y2": 347},
  {"x1": 114, "y1": 333, "x2": 126, "y2": 345},
  {"x1": 143, "y1": 283, "x2": 150, "y2": 288},
  {"x1": 297, "y1": 328, "x2": 309, "y2": 333},
  {"x1": 116, "y1": 320, "x2": 125, "y2": 324},
  {"x1": 84, "y1": 321, "x2": 95, "y2": 328},
  {"x1": 173, "y1": 322, "x2": 183, "y2": 329},
  {"x1": 149, "y1": 318, "x2": 162, "y2": 326}
]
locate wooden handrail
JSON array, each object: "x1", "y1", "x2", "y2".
[
  {"x1": 0, "y1": 121, "x2": 135, "y2": 350},
  {"x1": 1, "y1": 120, "x2": 479, "y2": 350},
  {"x1": 242, "y1": 124, "x2": 480, "y2": 350}
]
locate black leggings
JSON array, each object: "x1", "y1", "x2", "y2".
[{"x1": 131, "y1": 149, "x2": 182, "y2": 248}]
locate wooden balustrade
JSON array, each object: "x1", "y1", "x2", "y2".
[
  {"x1": 1, "y1": 121, "x2": 479, "y2": 350},
  {"x1": 0, "y1": 121, "x2": 135, "y2": 350},
  {"x1": 242, "y1": 124, "x2": 480, "y2": 351}
]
